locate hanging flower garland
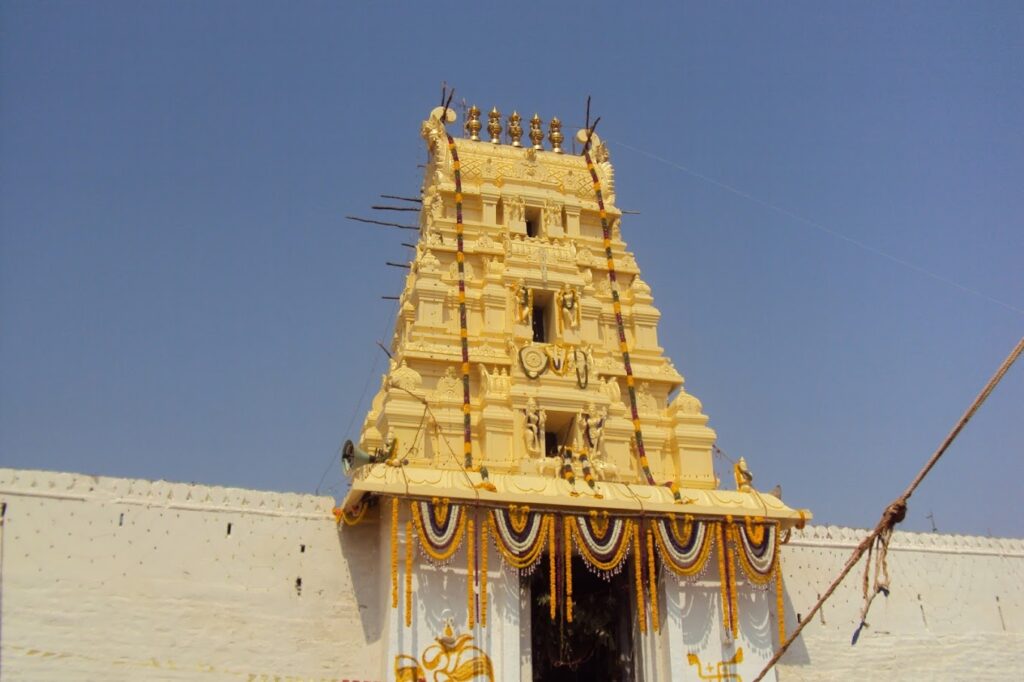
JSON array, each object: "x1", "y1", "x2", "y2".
[
  {"x1": 405, "y1": 518, "x2": 414, "y2": 627},
  {"x1": 467, "y1": 516, "x2": 476, "y2": 629},
  {"x1": 584, "y1": 149, "x2": 655, "y2": 487},
  {"x1": 716, "y1": 520, "x2": 739, "y2": 638},
  {"x1": 646, "y1": 524, "x2": 660, "y2": 633},
  {"x1": 445, "y1": 133, "x2": 473, "y2": 471},
  {"x1": 568, "y1": 512, "x2": 633, "y2": 576},
  {"x1": 487, "y1": 506, "x2": 551, "y2": 573},
  {"x1": 480, "y1": 515, "x2": 489, "y2": 628},
  {"x1": 564, "y1": 516, "x2": 574, "y2": 623},
  {"x1": 560, "y1": 449, "x2": 576, "y2": 487},
  {"x1": 334, "y1": 498, "x2": 369, "y2": 526},
  {"x1": 577, "y1": 452, "x2": 600, "y2": 495},
  {"x1": 652, "y1": 515, "x2": 715, "y2": 579},
  {"x1": 632, "y1": 522, "x2": 647, "y2": 634},
  {"x1": 391, "y1": 498, "x2": 400, "y2": 610},
  {"x1": 548, "y1": 513, "x2": 558, "y2": 621},
  {"x1": 732, "y1": 519, "x2": 777, "y2": 587},
  {"x1": 411, "y1": 497, "x2": 467, "y2": 564}
]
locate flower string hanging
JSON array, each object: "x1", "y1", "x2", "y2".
[
  {"x1": 488, "y1": 506, "x2": 550, "y2": 573},
  {"x1": 583, "y1": 149, "x2": 656, "y2": 487},
  {"x1": 480, "y1": 514, "x2": 489, "y2": 627},
  {"x1": 446, "y1": 133, "x2": 473, "y2": 471},
  {"x1": 411, "y1": 497, "x2": 467, "y2": 564},
  {"x1": 405, "y1": 518, "x2": 414, "y2": 627},
  {"x1": 632, "y1": 522, "x2": 647, "y2": 634},
  {"x1": 391, "y1": 498, "x2": 400, "y2": 610},
  {"x1": 646, "y1": 524, "x2": 660, "y2": 633},
  {"x1": 467, "y1": 516, "x2": 476, "y2": 629}
]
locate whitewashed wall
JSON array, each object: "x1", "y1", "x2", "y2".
[
  {"x1": 1, "y1": 468, "x2": 1021, "y2": 681},
  {"x1": 777, "y1": 525, "x2": 1024, "y2": 680}
]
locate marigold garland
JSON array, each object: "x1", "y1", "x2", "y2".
[
  {"x1": 646, "y1": 524, "x2": 660, "y2": 633},
  {"x1": 716, "y1": 522, "x2": 732, "y2": 634},
  {"x1": 410, "y1": 498, "x2": 467, "y2": 563},
  {"x1": 652, "y1": 515, "x2": 714, "y2": 579},
  {"x1": 733, "y1": 519, "x2": 777, "y2": 586},
  {"x1": 445, "y1": 133, "x2": 473, "y2": 470},
  {"x1": 481, "y1": 516, "x2": 488, "y2": 628},
  {"x1": 488, "y1": 507, "x2": 549, "y2": 572},
  {"x1": 744, "y1": 514, "x2": 766, "y2": 545},
  {"x1": 564, "y1": 516, "x2": 574, "y2": 623},
  {"x1": 548, "y1": 514, "x2": 557, "y2": 621},
  {"x1": 632, "y1": 523, "x2": 647, "y2": 634},
  {"x1": 723, "y1": 521, "x2": 739, "y2": 637},
  {"x1": 467, "y1": 516, "x2": 475, "y2": 629},
  {"x1": 390, "y1": 498, "x2": 400, "y2": 610},
  {"x1": 584, "y1": 148, "x2": 655, "y2": 486},
  {"x1": 569, "y1": 515, "x2": 633, "y2": 574},
  {"x1": 775, "y1": 543, "x2": 786, "y2": 647},
  {"x1": 404, "y1": 519, "x2": 414, "y2": 627}
]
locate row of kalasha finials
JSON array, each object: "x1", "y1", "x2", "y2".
[{"x1": 464, "y1": 106, "x2": 567, "y2": 153}]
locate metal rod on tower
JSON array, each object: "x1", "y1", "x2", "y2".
[
  {"x1": 380, "y1": 194, "x2": 422, "y2": 204},
  {"x1": 345, "y1": 216, "x2": 419, "y2": 231},
  {"x1": 385, "y1": 262, "x2": 411, "y2": 269},
  {"x1": 371, "y1": 205, "x2": 420, "y2": 212}
]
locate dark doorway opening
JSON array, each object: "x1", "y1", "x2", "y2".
[{"x1": 528, "y1": 553, "x2": 636, "y2": 681}]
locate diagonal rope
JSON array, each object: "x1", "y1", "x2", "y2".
[{"x1": 752, "y1": 334, "x2": 1024, "y2": 681}]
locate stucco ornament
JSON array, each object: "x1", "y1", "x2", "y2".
[
  {"x1": 389, "y1": 360, "x2": 423, "y2": 392},
  {"x1": 575, "y1": 402, "x2": 607, "y2": 456},
  {"x1": 523, "y1": 397, "x2": 546, "y2": 456}
]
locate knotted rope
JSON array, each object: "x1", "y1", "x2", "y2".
[{"x1": 753, "y1": 334, "x2": 1024, "y2": 681}]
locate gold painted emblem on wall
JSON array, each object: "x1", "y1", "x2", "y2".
[
  {"x1": 395, "y1": 618, "x2": 494, "y2": 682},
  {"x1": 686, "y1": 647, "x2": 743, "y2": 681}
]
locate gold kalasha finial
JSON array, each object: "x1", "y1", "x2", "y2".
[
  {"x1": 548, "y1": 117, "x2": 564, "y2": 154},
  {"x1": 529, "y1": 113, "x2": 544, "y2": 150},
  {"x1": 487, "y1": 107, "x2": 502, "y2": 144},
  {"x1": 466, "y1": 105, "x2": 482, "y2": 141},
  {"x1": 508, "y1": 111, "x2": 523, "y2": 147}
]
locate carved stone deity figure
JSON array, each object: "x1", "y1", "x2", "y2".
[
  {"x1": 576, "y1": 402, "x2": 607, "y2": 456},
  {"x1": 543, "y1": 201, "x2": 563, "y2": 231},
  {"x1": 556, "y1": 282, "x2": 581, "y2": 333},
  {"x1": 479, "y1": 364, "x2": 511, "y2": 397},
  {"x1": 523, "y1": 397, "x2": 546, "y2": 456},
  {"x1": 509, "y1": 279, "x2": 532, "y2": 323},
  {"x1": 505, "y1": 195, "x2": 525, "y2": 224}
]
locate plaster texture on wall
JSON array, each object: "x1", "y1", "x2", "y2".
[
  {"x1": 776, "y1": 525, "x2": 1024, "y2": 680},
  {"x1": 2, "y1": 468, "x2": 1023, "y2": 681},
  {"x1": 0, "y1": 468, "x2": 383, "y2": 681}
]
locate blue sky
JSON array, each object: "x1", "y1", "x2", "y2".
[{"x1": 2, "y1": 1, "x2": 1021, "y2": 536}]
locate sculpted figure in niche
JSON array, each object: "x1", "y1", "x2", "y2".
[
  {"x1": 505, "y1": 195, "x2": 525, "y2": 224},
  {"x1": 478, "y1": 365, "x2": 511, "y2": 396},
  {"x1": 599, "y1": 375, "x2": 622, "y2": 404},
  {"x1": 523, "y1": 397, "x2": 546, "y2": 456},
  {"x1": 435, "y1": 366, "x2": 461, "y2": 401},
  {"x1": 575, "y1": 402, "x2": 607, "y2": 456},
  {"x1": 556, "y1": 283, "x2": 581, "y2": 333}
]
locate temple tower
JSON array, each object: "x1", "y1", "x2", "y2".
[{"x1": 339, "y1": 104, "x2": 809, "y2": 681}]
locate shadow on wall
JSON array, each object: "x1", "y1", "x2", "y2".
[
  {"x1": 338, "y1": 508, "x2": 384, "y2": 645},
  {"x1": 778, "y1": 582, "x2": 811, "y2": 666}
]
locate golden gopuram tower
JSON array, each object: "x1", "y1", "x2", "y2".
[{"x1": 338, "y1": 104, "x2": 810, "y2": 681}]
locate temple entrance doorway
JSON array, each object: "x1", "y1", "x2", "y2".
[{"x1": 527, "y1": 553, "x2": 636, "y2": 681}]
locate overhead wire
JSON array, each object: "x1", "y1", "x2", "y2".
[{"x1": 613, "y1": 141, "x2": 1024, "y2": 317}]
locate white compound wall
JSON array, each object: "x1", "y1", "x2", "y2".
[
  {"x1": 776, "y1": 524, "x2": 1024, "y2": 680},
  {"x1": 1, "y1": 468, "x2": 1021, "y2": 681}
]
